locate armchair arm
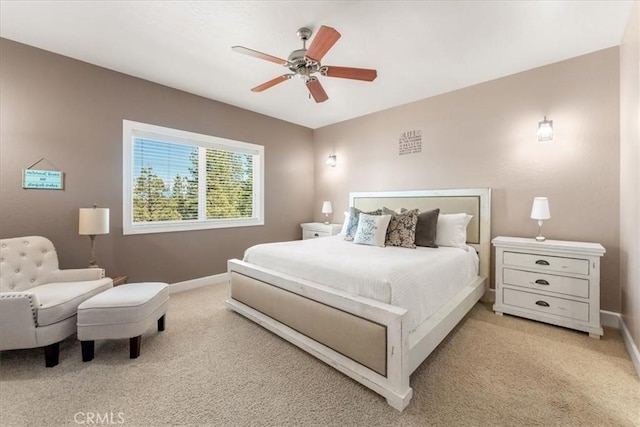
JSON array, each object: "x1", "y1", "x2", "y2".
[
  {"x1": 0, "y1": 292, "x2": 39, "y2": 350},
  {"x1": 53, "y1": 268, "x2": 105, "y2": 282}
]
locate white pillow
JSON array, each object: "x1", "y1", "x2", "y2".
[
  {"x1": 339, "y1": 211, "x2": 349, "y2": 235},
  {"x1": 353, "y1": 213, "x2": 392, "y2": 247},
  {"x1": 435, "y1": 213, "x2": 473, "y2": 249}
]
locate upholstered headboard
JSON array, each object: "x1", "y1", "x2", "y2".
[{"x1": 350, "y1": 188, "x2": 491, "y2": 279}]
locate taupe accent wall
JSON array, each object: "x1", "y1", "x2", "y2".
[
  {"x1": 620, "y1": 3, "x2": 640, "y2": 352},
  {"x1": 0, "y1": 38, "x2": 631, "y2": 319},
  {"x1": 0, "y1": 39, "x2": 315, "y2": 283},
  {"x1": 313, "y1": 48, "x2": 622, "y2": 312}
]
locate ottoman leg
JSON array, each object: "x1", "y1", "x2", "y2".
[
  {"x1": 130, "y1": 336, "x2": 141, "y2": 359},
  {"x1": 81, "y1": 341, "x2": 95, "y2": 362},
  {"x1": 158, "y1": 314, "x2": 166, "y2": 332}
]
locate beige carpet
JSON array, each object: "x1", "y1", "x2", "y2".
[{"x1": 1, "y1": 284, "x2": 638, "y2": 427}]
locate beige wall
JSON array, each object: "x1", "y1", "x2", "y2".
[
  {"x1": 314, "y1": 48, "x2": 622, "y2": 312},
  {"x1": 0, "y1": 38, "x2": 629, "y2": 317},
  {"x1": 0, "y1": 39, "x2": 315, "y2": 283},
  {"x1": 620, "y1": 3, "x2": 640, "y2": 351}
]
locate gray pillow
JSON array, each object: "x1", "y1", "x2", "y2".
[{"x1": 415, "y1": 208, "x2": 440, "y2": 248}]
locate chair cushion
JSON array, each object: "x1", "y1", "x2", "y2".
[
  {"x1": 30, "y1": 278, "x2": 113, "y2": 326},
  {"x1": 77, "y1": 282, "x2": 169, "y2": 326}
]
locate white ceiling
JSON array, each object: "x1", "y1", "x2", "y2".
[{"x1": 0, "y1": 1, "x2": 634, "y2": 129}]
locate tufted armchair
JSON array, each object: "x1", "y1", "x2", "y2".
[{"x1": 0, "y1": 236, "x2": 113, "y2": 367}]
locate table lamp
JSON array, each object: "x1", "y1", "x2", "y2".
[
  {"x1": 530, "y1": 197, "x2": 550, "y2": 242},
  {"x1": 79, "y1": 205, "x2": 110, "y2": 267},
  {"x1": 321, "y1": 201, "x2": 333, "y2": 224}
]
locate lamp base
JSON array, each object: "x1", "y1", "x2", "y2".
[
  {"x1": 534, "y1": 220, "x2": 546, "y2": 242},
  {"x1": 88, "y1": 235, "x2": 100, "y2": 268}
]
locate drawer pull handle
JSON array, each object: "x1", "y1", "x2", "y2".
[
  {"x1": 535, "y1": 260, "x2": 550, "y2": 266},
  {"x1": 535, "y1": 300, "x2": 550, "y2": 307},
  {"x1": 535, "y1": 279, "x2": 550, "y2": 286},
  {"x1": 314, "y1": 233, "x2": 319, "y2": 237}
]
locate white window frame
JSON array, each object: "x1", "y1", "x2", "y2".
[{"x1": 123, "y1": 120, "x2": 264, "y2": 235}]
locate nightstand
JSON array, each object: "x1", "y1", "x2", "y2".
[
  {"x1": 112, "y1": 275, "x2": 129, "y2": 287},
  {"x1": 300, "y1": 222, "x2": 342, "y2": 240},
  {"x1": 492, "y1": 236, "x2": 605, "y2": 338}
]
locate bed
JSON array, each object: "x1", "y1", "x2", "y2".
[{"x1": 226, "y1": 188, "x2": 491, "y2": 410}]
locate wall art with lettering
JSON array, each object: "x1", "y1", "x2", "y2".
[
  {"x1": 398, "y1": 130, "x2": 422, "y2": 156},
  {"x1": 22, "y1": 169, "x2": 64, "y2": 190}
]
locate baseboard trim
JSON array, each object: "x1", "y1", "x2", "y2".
[
  {"x1": 481, "y1": 288, "x2": 495, "y2": 303},
  {"x1": 600, "y1": 310, "x2": 620, "y2": 328},
  {"x1": 618, "y1": 314, "x2": 640, "y2": 379},
  {"x1": 622, "y1": 321, "x2": 640, "y2": 378},
  {"x1": 169, "y1": 273, "x2": 227, "y2": 294}
]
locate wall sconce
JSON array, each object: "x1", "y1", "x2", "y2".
[
  {"x1": 321, "y1": 201, "x2": 333, "y2": 224},
  {"x1": 79, "y1": 204, "x2": 110, "y2": 268},
  {"x1": 537, "y1": 116, "x2": 553, "y2": 142},
  {"x1": 326, "y1": 153, "x2": 337, "y2": 167},
  {"x1": 530, "y1": 197, "x2": 551, "y2": 242}
]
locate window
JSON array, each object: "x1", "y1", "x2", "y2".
[{"x1": 123, "y1": 120, "x2": 264, "y2": 235}]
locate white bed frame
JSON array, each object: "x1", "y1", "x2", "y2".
[{"x1": 227, "y1": 188, "x2": 491, "y2": 411}]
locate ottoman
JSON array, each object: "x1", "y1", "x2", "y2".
[{"x1": 77, "y1": 282, "x2": 169, "y2": 361}]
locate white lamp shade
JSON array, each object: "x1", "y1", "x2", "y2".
[
  {"x1": 321, "y1": 201, "x2": 333, "y2": 214},
  {"x1": 79, "y1": 207, "x2": 110, "y2": 235},
  {"x1": 530, "y1": 197, "x2": 551, "y2": 220}
]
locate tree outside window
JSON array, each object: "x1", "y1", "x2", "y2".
[{"x1": 123, "y1": 120, "x2": 263, "y2": 235}]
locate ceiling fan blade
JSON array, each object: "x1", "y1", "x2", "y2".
[
  {"x1": 251, "y1": 75, "x2": 292, "y2": 92},
  {"x1": 322, "y1": 66, "x2": 377, "y2": 82},
  {"x1": 306, "y1": 77, "x2": 328, "y2": 103},
  {"x1": 305, "y1": 25, "x2": 341, "y2": 63},
  {"x1": 232, "y1": 46, "x2": 288, "y2": 66}
]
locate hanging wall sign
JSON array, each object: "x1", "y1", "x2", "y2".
[
  {"x1": 398, "y1": 130, "x2": 422, "y2": 156},
  {"x1": 22, "y1": 169, "x2": 64, "y2": 190}
]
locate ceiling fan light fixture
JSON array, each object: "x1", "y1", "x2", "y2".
[{"x1": 232, "y1": 25, "x2": 377, "y2": 103}]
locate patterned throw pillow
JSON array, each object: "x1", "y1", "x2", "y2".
[
  {"x1": 353, "y1": 213, "x2": 392, "y2": 247},
  {"x1": 344, "y1": 207, "x2": 382, "y2": 241},
  {"x1": 382, "y1": 207, "x2": 419, "y2": 248}
]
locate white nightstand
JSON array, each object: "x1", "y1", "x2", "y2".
[
  {"x1": 492, "y1": 236, "x2": 606, "y2": 338},
  {"x1": 300, "y1": 222, "x2": 342, "y2": 240}
]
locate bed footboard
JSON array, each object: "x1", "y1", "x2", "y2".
[
  {"x1": 227, "y1": 259, "x2": 413, "y2": 411},
  {"x1": 231, "y1": 271, "x2": 388, "y2": 376}
]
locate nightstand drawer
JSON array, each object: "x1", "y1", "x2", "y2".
[
  {"x1": 502, "y1": 268, "x2": 589, "y2": 298},
  {"x1": 303, "y1": 230, "x2": 330, "y2": 239},
  {"x1": 301, "y1": 223, "x2": 342, "y2": 240},
  {"x1": 503, "y1": 288, "x2": 589, "y2": 322},
  {"x1": 503, "y1": 251, "x2": 589, "y2": 275}
]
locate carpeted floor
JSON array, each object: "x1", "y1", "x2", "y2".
[{"x1": 1, "y1": 283, "x2": 638, "y2": 427}]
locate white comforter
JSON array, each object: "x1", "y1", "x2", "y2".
[{"x1": 243, "y1": 236, "x2": 479, "y2": 332}]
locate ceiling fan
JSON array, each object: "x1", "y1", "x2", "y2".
[{"x1": 232, "y1": 25, "x2": 377, "y2": 103}]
